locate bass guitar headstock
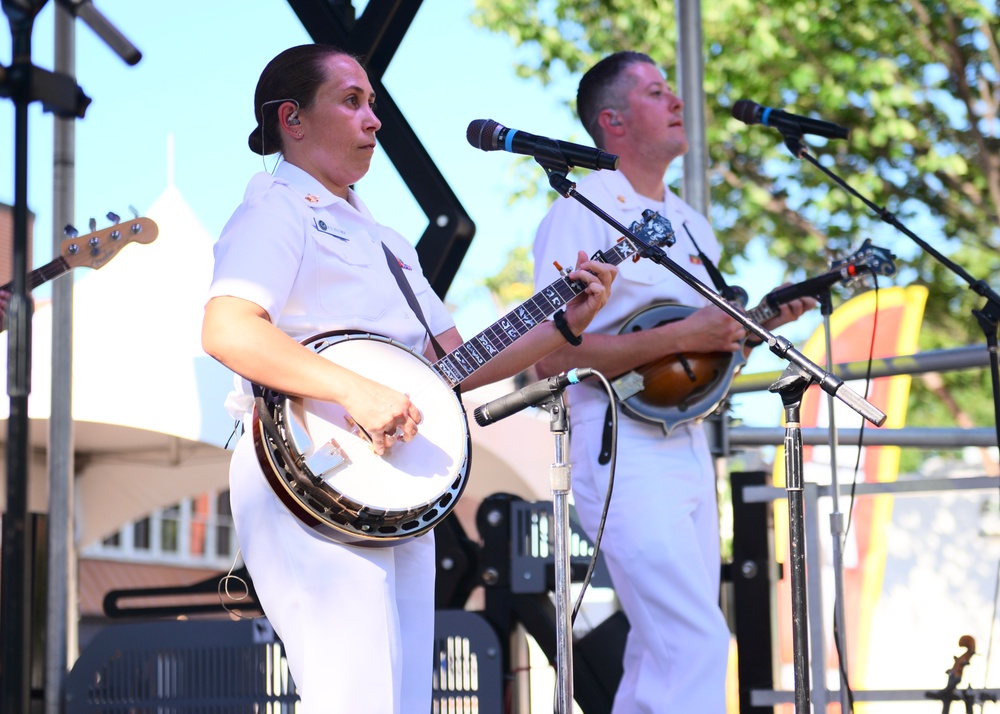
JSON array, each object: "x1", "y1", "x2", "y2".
[
  {"x1": 60, "y1": 210, "x2": 159, "y2": 272},
  {"x1": 0, "y1": 210, "x2": 159, "y2": 295}
]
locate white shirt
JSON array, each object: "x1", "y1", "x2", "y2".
[
  {"x1": 208, "y1": 161, "x2": 454, "y2": 417},
  {"x1": 533, "y1": 169, "x2": 724, "y2": 423}
]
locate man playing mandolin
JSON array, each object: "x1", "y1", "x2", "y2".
[
  {"x1": 532, "y1": 51, "x2": 816, "y2": 713},
  {"x1": 201, "y1": 44, "x2": 616, "y2": 714}
]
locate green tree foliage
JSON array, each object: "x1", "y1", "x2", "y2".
[
  {"x1": 481, "y1": 245, "x2": 536, "y2": 310},
  {"x1": 472, "y1": 0, "x2": 1000, "y2": 434}
]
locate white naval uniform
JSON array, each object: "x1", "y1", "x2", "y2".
[
  {"x1": 207, "y1": 161, "x2": 454, "y2": 714},
  {"x1": 533, "y1": 169, "x2": 731, "y2": 713}
]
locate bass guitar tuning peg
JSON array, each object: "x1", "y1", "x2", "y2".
[
  {"x1": 106, "y1": 211, "x2": 121, "y2": 224},
  {"x1": 89, "y1": 218, "x2": 97, "y2": 233},
  {"x1": 128, "y1": 205, "x2": 139, "y2": 219},
  {"x1": 63, "y1": 224, "x2": 79, "y2": 238}
]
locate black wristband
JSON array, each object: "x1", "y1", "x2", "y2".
[
  {"x1": 553, "y1": 309, "x2": 583, "y2": 346},
  {"x1": 745, "y1": 335, "x2": 764, "y2": 348}
]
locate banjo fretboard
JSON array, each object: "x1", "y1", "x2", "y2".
[{"x1": 431, "y1": 211, "x2": 674, "y2": 389}]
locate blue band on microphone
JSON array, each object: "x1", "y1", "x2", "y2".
[
  {"x1": 761, "y1": 107, "x2": 773, "y2": 126},
  {"x1": 504, "y1": 129, "x2": 519, "y2": 153},
  {"x1": 567, "y1": 368, "x2": 583, "y2": 384}
]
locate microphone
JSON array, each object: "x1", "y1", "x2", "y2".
[
  {"x1": 467, "y1": 119, "x2": 620, "y2": 171},
  {"x1": 473, "y1": 368, "x2": 594, "y2": 427},
  {"x1": 732, "y1": 100, "x2": 850, "y2": 141},
  {"x1": 764, "y1": 263, "x2": 866, "y2": 309}
]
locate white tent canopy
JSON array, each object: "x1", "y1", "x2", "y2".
[{"x1": 0, "y1": 186, "x2": 236, "y2": 546}]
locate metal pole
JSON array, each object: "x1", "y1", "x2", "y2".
[
  {"x1": 820, "y1": 303, "x2": 852, "y2": 713},
  {"x1": 805, "y1": 482, "x2": 829, "y2": 711},
  {"x1": 771, "y1": 365, "x2": 815, "y2": 714},
  {"x1": 676, "y1": 0, "x2": 709, "y2": 216},
  {"x1": 548, "y1": 396, "x2": 574, "y2": 712},
  {"x1": 47, "y1": 4, "x2": 77, "y2": 712},
  {"x1": 2, "y1": 2, "x2": 42, "y2": 710}
]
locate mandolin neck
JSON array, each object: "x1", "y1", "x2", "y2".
[{"x1": 746, "y1": 300, "x2": 779, "y2": 327}]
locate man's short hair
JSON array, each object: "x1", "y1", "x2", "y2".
[{"x1": 577, "y1": 51, "x2": 658, "y2": 148}]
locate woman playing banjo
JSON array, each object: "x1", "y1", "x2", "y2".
[{"x1": 201, "y1": 44, "x2": 616, "y2": 714}]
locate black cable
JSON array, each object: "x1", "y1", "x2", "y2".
[
  {"x1": 843, "y1": 277, "x2": 880, "y2": 539},
  {"x1": 568, "y1": 371, "x2": 618, "y2": 626}
]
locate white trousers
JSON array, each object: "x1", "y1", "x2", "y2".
[
  {"x1": 570, "y1": 411, "x2": 731, "y2": 713},
  {"x1": 229, "y1": 431, "x2": 436, "y2": 714}
]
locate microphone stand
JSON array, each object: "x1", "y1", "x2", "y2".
[
  {"x1": 781, "y1": 129, "x2": 999, "y2": 710},
  {"x1": 473, "y1": 377, "x2": 578, "y2": 710},
  {"x1": 780, "y1": 131, "x2": 1000, "y2": 465},
  {"x1": 545, "y1": 391, "x2": 575, "y2": 714},
  {"x1": 817, "y1": 286, "x2": 853, "y2": 714},
  {"x1": 532, "y1": 141, "x2": 886, "y2": 714},
  {"x1": 771, "y1": 365, "x2": 812, "y2": 714}
]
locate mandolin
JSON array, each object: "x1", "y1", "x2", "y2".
[{"x1": 610, "y1": 239, "x2": 897, "y2": 434}]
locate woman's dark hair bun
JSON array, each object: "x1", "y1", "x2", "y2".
[
  {"x1": 248, "y1": 44, "x2": 354, "y2": 157},
  {"x1": 248, "y1": 126, "x2": 265, "y2": 155}
]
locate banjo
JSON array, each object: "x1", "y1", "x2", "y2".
[
  {"x1": 252, "y1": 210, "x2": 676, "y2": 546},
  {"x1": 610, "y1": 239, "x2": 897, "y2": 434}
]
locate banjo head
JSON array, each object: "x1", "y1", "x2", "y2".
[{"x1": 254, "y1": 332, "x2": 471, "y2": 546}]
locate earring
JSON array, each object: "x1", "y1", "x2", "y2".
[{"x1": 295, "y1": 131, "x2": 303, "y2": 138}]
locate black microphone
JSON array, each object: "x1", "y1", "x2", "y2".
[
  {"x1": 473, "y1": 368, "x2": 594, "y2": 427},
  {"x1": 467, "y1": 119, "x2": 620, "y2": 171},
  {"x1": 732, "y1": 100, "x2": 850, "y2": 141},
  {"x1": 764, "y1": 264, "x2": 866, "y2": 309}
]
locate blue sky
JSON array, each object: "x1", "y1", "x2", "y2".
[
  {"x1": 0, "y1": 1, "x2": 585, "y2": 308},
  {"x1": 1, "y1": 0, "x2": 819, "y2": 424},
  {"x1": 0, "y1": 0, "x2": 579, "y2": 286}
]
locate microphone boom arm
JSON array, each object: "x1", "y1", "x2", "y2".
[
  {"x1": 790, "y1": 144, "x2": 1000, "y2": 455},
  {"x1": 550, "y1": 176, "x2": 887, "y2": 427}
]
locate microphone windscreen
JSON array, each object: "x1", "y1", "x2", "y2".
[
  {"x1": 467, "y1": 119, "x2": 500, "y2": 150},
  {"x1": 731, "y1": 100, "x2": 758, "y2": 124}
]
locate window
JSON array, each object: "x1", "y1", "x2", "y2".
[
  {"x1": 190, "y1": 494, "x2": 209, "y2": 557},
  {"x1": 215, "y1": 491, "x2": 234, "y2": 559},
  {"x1": 161, "y1": 504, "x2": 181, "y2": 554},
  {"x1": 133, "y1": 517, "x2": 151, "y2": 550},
  {"x1": 82, "y1": 489, "x2": 237, "y2": 568}
]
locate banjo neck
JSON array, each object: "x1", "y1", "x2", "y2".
[{"x1": 431, "y1": 218, "x2": 663, "y2": 391}]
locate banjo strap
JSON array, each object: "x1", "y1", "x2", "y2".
[
  {"x1": 251, "y1": 242, "x2": 448, "y2": 406},
  {"x1": 382, "y1": 242, "x2": 448, "y2": 361}
]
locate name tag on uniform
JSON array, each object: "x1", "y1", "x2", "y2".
[{"x1": 313, "y1": 217, "x2": 348, "y2": 241}]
